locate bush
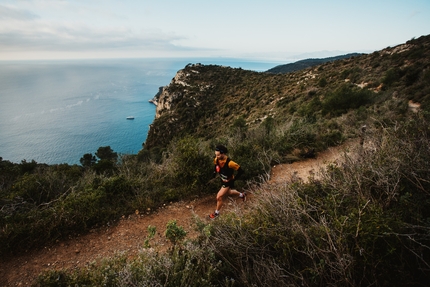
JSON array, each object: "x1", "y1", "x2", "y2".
[
  {"x1": 165, "y1": 220, "x2": 187, "y2": 245},
  {"x1": 382, "y1": 68, "x2": 404, "y2": 86},
  {"x1": 167, "y1": 135, "x2": 214, "y2": 196},
  {"x1": 318, "y1": 77, "x2": 327, "y2": 87},
  {"x1": 404, "y1": 64, "x2": 422, "y2": 86},
  {"x1": 322, "y1": 84, "x2": 373, "y2": 116},
  {"x1": 297, "y1": 97, "x2": 322, "y2": 117},
  {"x1": 37, "y1": 242, "x2": 223, "y2": 287}
]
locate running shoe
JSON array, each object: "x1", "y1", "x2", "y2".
[{"x1": 209, "y1": 212, "x2": 219, "y2": 219}]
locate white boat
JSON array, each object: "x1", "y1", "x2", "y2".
[{"x1": 126, "y1": 116, "x2": 135, "y2": 120}]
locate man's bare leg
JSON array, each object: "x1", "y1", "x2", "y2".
[{"x1": 216, "y1": 187, "x2": 242, "y2": 211}]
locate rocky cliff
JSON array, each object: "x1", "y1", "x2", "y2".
[
  {"x1": 149, "y1": 67, "x2": 194, "y2": 119},
  {"x1": 146, "y1": 63, "x2": 238, "y2": 149}
]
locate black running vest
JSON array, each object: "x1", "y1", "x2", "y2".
[{"x1": 215, "y1": 158, "x2": 234, "y2": 181}]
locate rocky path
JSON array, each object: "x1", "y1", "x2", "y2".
[{"x1": 0, "y1": 141, "x2": 354, "y2": 286}]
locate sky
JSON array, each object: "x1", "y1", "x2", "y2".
[{"x1": 0, "y1": 0, "x2": 429, "y2": 61}]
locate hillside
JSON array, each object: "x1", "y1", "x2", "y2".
[
  {"x1": 265, "y1": 53, "x2": 363, "y2": 74},
  {"x1": 145, "y1": 35, "x2": 430, "y2": 152}
]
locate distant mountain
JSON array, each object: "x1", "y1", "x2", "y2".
[{"x1": 266, "y1": 53, "x2": 364, "y2": 74}]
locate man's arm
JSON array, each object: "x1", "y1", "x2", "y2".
[{"x1": 235, "y1": 166, "x2": 243, "y2": 180}]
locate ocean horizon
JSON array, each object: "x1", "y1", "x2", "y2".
[{"x1": 0, "y1": 57, "x2": 283, "y2": 165}]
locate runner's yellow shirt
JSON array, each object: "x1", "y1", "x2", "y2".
[{"x1": 214, "y1": 157, "x2": 240, "y2": 170}]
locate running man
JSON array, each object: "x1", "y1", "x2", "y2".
[{"x1": 209, "y1": 145, "x2": 245, "y2": 219}]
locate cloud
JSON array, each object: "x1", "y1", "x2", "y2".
[
  {"x1": 0, "y1": 10, "x2": 189, "y2": 56},
  {"x1": 0, "y1": 3, "x2": 198, "y2": 59},
  {"x1": 0, "y1": 4, "x2": 39, "y2": 21}
]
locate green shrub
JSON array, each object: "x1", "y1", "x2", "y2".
[
  {"x1": 286, "y1": 117, "x2": 317, "y2": 148},
  {"x1": 92, "y1": 159, "x2": 117, "y2": 175},
  {"x1": 262, "y1": 116, "x2": 275, "y2": 136},
  {"x1": 10, "y1": 173, "x2": 57, "y2": 205},
  {"x1": 404, "y1": 64, "x2": 422, "y2": 86},
  {"x1": 318, "y1": 77, "x2": 327, "y2": 87},
  {"x1": 231, "y1": 115, "x2": 247, "y2": 130},
  {"x1": 297, "y1": 97, "x2": 322, "y2": 117},
  {"x1": 165, "y1": 220, "x2": 187, "y2": 245},
  {"x1": 144, "y1": 225, "x2": 157, "y2": 248},
  {"x1": 19, "y1": 159, "x2": 38, "y2": 174},
  {"x1": 318, "y1": 130, "x2": 343, "y2": 148},
  {"x1": 322, "y1": 84, "x2": 373, "y2": 116},
  {"x1": 382, "y1": 67, "x2": 404, "y2": 86},
  {"x1": 37, "y1": 242, "x2": 223, "y2": 287},
  {"x1": 168, "y1": 135, "x2": 213, "y2": 195}
]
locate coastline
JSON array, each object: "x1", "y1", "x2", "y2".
[{"x1": 149, "y1": 86, "x2": 165, "y2": 106}]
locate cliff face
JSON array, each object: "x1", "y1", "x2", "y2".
[
  {"x1": 151, "y1": 69, "x2": 190, "y2": 119},
  {"x1": 145, "y1": 63, "x2": 219, "y2": 149}
]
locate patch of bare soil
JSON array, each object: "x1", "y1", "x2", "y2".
[
  {"x1": 0, "y1": 140, "x2": 357, "y2": 286},
  {"x1": 270, "y1": 140, "x2": 357, "y2": 184}
]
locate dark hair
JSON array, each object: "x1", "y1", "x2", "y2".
[{"x1": 215, "y1": 145, "x2": 228, "y2": 154}]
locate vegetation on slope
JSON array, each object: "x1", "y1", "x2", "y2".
[
  {"x1": 266, "y1": 53, "x2": 363, "y2": 74},
  {"x1": 1, "y1": 34, "x2": 430, "y2": 286},
  {"x1": 36, "y1": 113, "x2": 430, "y2": 286},
  {"x1": 144, "y1": 35, "x2": 430, "y2": 154}
]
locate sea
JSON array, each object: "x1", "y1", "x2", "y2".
[{"x1": 0, "y1": 58, "x2": 282, "y2": 165}]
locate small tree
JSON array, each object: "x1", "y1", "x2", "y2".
[
  {"x1": 80, "y1": 153, "x2": 96, "y2": 168},
  {"x1": 93, "y1": 146, "x2": 118, "y2": 175},
  {"x1": 95, "y1": 146, "x2": 117, "y2": 162},
  {"x1": 19, "y1": 159, "x2": 38, "y2": 174}
]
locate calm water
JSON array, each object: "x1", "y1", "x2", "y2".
[{"x1": 0, "y1": 58, "x2": 281, "y2": 165}]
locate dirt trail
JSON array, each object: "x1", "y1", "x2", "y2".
[
  {"x1": 270, "y1": 140, "x2": 356, "y2": 184},
  {"x1": 0, "y1": 141, "x2": 355, "y2": 286}
]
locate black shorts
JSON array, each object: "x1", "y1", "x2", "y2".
[{"x1": 221, "y1": 180, "x2": 235, "y2": 188}]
